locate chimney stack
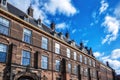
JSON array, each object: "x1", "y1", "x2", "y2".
[
  {"x1": 65, "y1": 32, "x2": 69, "y2": 40},
  {"x1": 27, "y1": 5, "x2": 33, "y2": 17},
  {"x1": 0, "y1": 0, "x2": 7, "y2": 7},
  {"x1": 80, "y1": 42, "x2": 84, "y2": 50},
  {"x1": 37, "y1": 18, "x2": 42, "y2": 27},
  {"x1": 106, "y1": 61, "x2": 110, "y2": 67},
  {"x1": 89, "y1": 48, "x2": 93, "y2": 55},
  {"x1": 50, "y1": 22, "x2": 55, "y2": 31}
]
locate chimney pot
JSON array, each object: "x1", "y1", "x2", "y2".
[
  {"x1": 65, "y1": 32, "x2": 69, "y2": 39},
  {"x1": 50, "y1": 22, "x2": 55, "y2": 31},
  {"x1": 28, "y1": 6, "x2": 33, "y2": 17}
]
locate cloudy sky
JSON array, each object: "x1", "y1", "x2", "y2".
[{"x1": 8, "y1": 0, "x2": 120, "y2": 74}]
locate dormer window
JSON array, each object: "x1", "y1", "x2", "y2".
[
  {"x1": 37, "y1": 18, "x2": 42, "y2": 27},
  {"x1": 24, "y1": 15, "x2": 29, "y2": 22}
]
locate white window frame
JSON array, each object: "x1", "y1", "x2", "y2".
[
  {"x1": 41, "y1": 37, "x2": 48, "y2": 50},
  {"x1": 74, "y1": 52, "x2": 77, "y2": 60},
  {"x1": 80, "y1": 54, "x2": 82, "y2": 62},
  {"x1": 67, "y1": 48, "x2": 70, "y2": 58},
  {"x1": 55, "y1": 43, "x2": 60, "y2": 54}
]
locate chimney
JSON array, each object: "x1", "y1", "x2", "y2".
[
  {"x1": 106, "y1": 61, "x2": 110, "y2": 67},
  {"x1": 89, "y1": 48, "x2": 93, "y2": 55},
  {"x1": 65, "y1": 32, "x2": 69, "y2": 40},
  {"x1": 37, "y1": 18, "x2": 42, "y2": 27},
  {"x1": 80, "y1": 42, "x2": 84, "y2": 50},
  {"x1": 50, "y1": 22, "x2": 55, "y2": 31},
  {"x1": 27, "y1": 5, "x2": 33, "y2": 17},
  {"x1": 0, "y1": 0, "x2": 7, "y2": 7}
]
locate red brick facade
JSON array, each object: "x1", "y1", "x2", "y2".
[{"x1": 0, "y1": 1, "x2": 115, "y2": 80}]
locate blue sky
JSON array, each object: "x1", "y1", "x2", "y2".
[{"x1": 8, "y1": 0, "x2": 120, "y2": 74}]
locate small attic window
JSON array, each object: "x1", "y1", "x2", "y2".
[
  {"x1": 37, "y1": 19, "x2": 42, "y2": 27},
  {"x1": 24, "y1": 15, "x2": 29, "y2": 22}
]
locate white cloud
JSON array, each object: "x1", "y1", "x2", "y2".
[
  {"x1": 114, "y1": 3, "x2": 120, "y2": 18},
  {"x1": 111, "y1": 49, "x2": 120, "y2": 59},
  {"x1": 83, "y1": 40, "x2": 89, "y2": 46},
  {"x1": 99, "y1": 0, "x2": 109, "y2": 14},
  {"x1": 93, "y1": 52, "x2": 104, "y2": 58},
  {"x1": 43, "y1": 0, "x2": 77, "y2": 16},
  {"x1": 56, "y1": 23, "x2": 68, "y2": 30},
  {"x1": 72, "y1": 29, "x2": 76, "y2": 34},
  {"x1": 101, "y1": 48, "x2": 120, "y2": 74},
  {"x1": 102, "y1": 16, "x2": 120, "y2": 44}
]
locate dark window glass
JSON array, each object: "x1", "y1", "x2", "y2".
[
  {"x1": 0, "y1": 17, "x2": 9, "y2": 35},
  {"x1": 41, "y1": 37, "x2": 48, "y2": 50},
  {"x1": 56, "y1": 60, "x2": 60, "y2": 71},
  {"x1": 41, "y1": 56, "x2": 48, "y2": 69},
  {"x1": 0, "y1": 44, "x2": 7, "y2": 62},
  {"x1": 22, "y1": 50, "x2": 30, "y2": 66},
  {"x1": 23, "y1": 28, "x2": 32, "y2": 44}
]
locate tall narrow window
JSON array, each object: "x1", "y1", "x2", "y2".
[
  {"x1": 41, "y1": 56, "x2": 48, "y2": 69},
  {"x1": 74, "y1": 52, "x2": 77, "y2": 60},
  {"x1": 84, "y1": 57, "x2": 87, "y2": 64},
  {"x1": 22, "y1": 50, "x2": 30, "y2": 66},
  {"x1": 55, "y1": 60, "x2": 60, "y2": 71},
  {"x1": 93, "y1": 61, "x2": 95, "y2": 67},
  {"x1": 68, "y1": 63, "x2": 71, "y2": 73},
  {"x1": 84, "y1": 68, "x2": 88, "y2": 76},
  {"x1": 23, "y1": 28, "x2": 32, "y2": 44},
  {"x1": 55, "y1": 43, "x2": 60, "y2": 54},
  {"x1": 74, "y1": 65, "x2": 77, "y2": 74},
  {"x1": 89, "y1": 59, "x2": 92, "y2": 66},
  {"x1": 0, "y1": 44, "x2": 7, "y2": 62},
  {"x1": 80, "y1": 54, "x2": 82, "y2": 62},
  {"x1": 41, "y1": 37, "x2": 48, "y2": 50},
  {"x1": 0, "y1": 17, "x2": 10, "y2": 35},
  {"x1": 67, "y1": 48, "x2": 70, "y2": 58}
]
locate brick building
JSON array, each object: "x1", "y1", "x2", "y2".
[{"x1": 0, "y1": 0, "x2": 116, "y2": 80}]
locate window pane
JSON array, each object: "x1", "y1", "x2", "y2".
[
  {"x1": 74, "y1": 52, "x2": 77, "y2": 60},
  {"x1": 41, "y1": 37, "x2": 48, "y2": 50},
  {"x1": 0, "y1": 17, "x2": 9, "y2": 35},
  {"x1": 67, "y1": 48, "x2": 70, "y2": 58},
  {"x1": 56, "y1": 60, "x2": 60, "y2": 71},
  {"x1": 0, "y1": 44, "x2": 7, "y2": 62},
  {"x1": 55, "y1": 43, "x2": 60, "y2": 54},
  {"x1": 80, "y1": 55, "x2": 82, "y2": 62},
  {"x1": 41, "y1": 56, "x2": 48, "y2": 69},
  {"x1": 22, "y1": 50, "x2": 30, "y2": 66},
  {"x1": 23, "y1": 28, "x2": 31, "y2": 44},
  {"x1": 68, "y1": 63, "x2": 71, "y2": 73}
]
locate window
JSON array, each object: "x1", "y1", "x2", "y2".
[
  {"x1": 0, "y1": 44, "x2": 7, "y2": 62},
  {"x1": 89, "y1": 59, "x2": 92, "y2": 66},
  {"x1": 84, "y1": 57, "x2": 87, "y2": 64},
  {"x1": 41, "y1": 56, "x2": 48, "y2": 69},
  {"x1": 23, "y1": 28, "x2": 32, "y2": 44},
  {"x1": 93, "y1": 61, "x2": 95, "y2": 67},
  {"x1": 84, "y1": 68, "x2": 88, "y2": 76},
  {"x1": 22, "y1": 50, "x2": 30, "y2": 66},
  {"x1": 80, "y1": 54, "x2": 82, "y2": 62},
  {"x1": 74, "y1": 65, "x2": 77, "y2": 74},
  {"x1": 41, "y1": 37, "x2": 48, "y2": 50},
  {"x1": 55, "y1": 43, "x2": 60, "y2": 54},
  {"x1": 67, "y1": 48, "x2": 70, "y2": 58},
  {"x1": 55, "y1": 60, "x2": 60, "y2": 71},
  {"x1": 74, "y1": 52, "x2": 77, "y2": 60},
  {"x1": 68, "y1": 63, "x2": 71, "y2": 73},
  {"x1": 0, "y1": 17, "x2": 10, "y2": 35}
]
